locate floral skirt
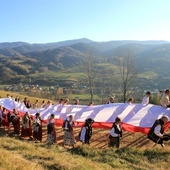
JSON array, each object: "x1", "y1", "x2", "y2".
[
  {"x1": 63, "y1": 131, "x2": 75, "y2": 146},
  {"x1": 47, "y1": 130, "x2": 56, "y2": 144}
]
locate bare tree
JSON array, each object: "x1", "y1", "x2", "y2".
[
  {"x1": 116, "y1": 49, "x2": 138, "y2": 103},
  {"x1": 84, "y1": 51, "x2": 95, "y2": 101}
]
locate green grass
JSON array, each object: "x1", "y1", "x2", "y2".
[{"x1": 0, "y1": 137, "x2": 169, "y2": 170}]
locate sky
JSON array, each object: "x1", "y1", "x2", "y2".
[{"x1": 0, "y1": 0, "x2": 170, "y2": 43}]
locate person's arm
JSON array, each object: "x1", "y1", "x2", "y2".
[
  {"x1": 0, "y1": 112, "x2": 4, "y2": 120},
  {"x1": 80, "y1": 127, "x2": 86, "y2": 142},
  {"x1": 110, "y1": 127, "x2": 119, "y2": 137},
  {"x1": 154, "y1": 125, "x2": 163, "y2": 137}
]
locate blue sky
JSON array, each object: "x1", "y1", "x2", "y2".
[{"x1": 0, "y1": 0, "x2": 170, "y2": 43}]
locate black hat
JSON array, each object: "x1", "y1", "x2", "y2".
[{"x1": 85, "y1": 118, "x2": 94, "y2": 124}]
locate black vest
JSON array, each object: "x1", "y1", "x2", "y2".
[
  {"x1": 112, "y1": 123, "x2": 122, "y2": 137},
  {"x1": 148, "y1": 119, "x2": 164, "y2": 142}
]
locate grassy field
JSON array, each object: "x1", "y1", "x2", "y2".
[
  {"x1": 0, "y1": 90, "x2": 51, "y2": 104},
  {"x1": 0, "y1": 90, "x2": 102, "y2": 105},
  {"x1": 0, "y1": 90, "x2": 170, "y2": 169},
  {"x1": 0, "y1": 133, "x2": 170, "y2": 170}
]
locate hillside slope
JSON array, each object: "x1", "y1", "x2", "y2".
[{"x1": 0, "y1": 39, "x2": 170, "y2": 90}]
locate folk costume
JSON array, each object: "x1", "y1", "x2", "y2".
[
  {"x1": 142, "y1": 96, "x2": 149, "y2": 105},
  {"x1": 148, "y1": 116, "x2": 170, "y2": 147},
  {"x1": 62, "y1": 118, "x2": 75, "y2": 147},
  {"x1": 79, "y1": 118, "x2": 94, "y2": 144},
  {"x1": 10, "y1": 111, "x2": 20, "y2": 134},
  {"x1": 26, "y1": 102, "x2": 32, "y2": 109},
  {"x1": 0, "y1": 108, "x2": 3, "y2": 126},
  {"x1": 33, "y1": 116, "x2": 42, "y2": 142},
  {"x1": 1, "y1": 108, "x2": 10, "y2": 128},
  {"x1": 21, "y1": 113, "x2": 32, "y2": 138},
  {"x1": 47, "y1": 117, "x2": 56, "y2": 144},
  {"x1": 160, "y1": 92, "x2": 170, "y2": 108},
  {"x1": 109, "y1": 122, "x2": 122, "y2": 148}
]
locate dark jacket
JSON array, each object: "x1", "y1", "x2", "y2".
[{"x1": 147, "y1": 119, "x2": 164, "y2": 143}]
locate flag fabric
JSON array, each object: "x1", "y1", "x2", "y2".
[{"x1": 0, "y1": 98, "x2": 170, "y2": 134}]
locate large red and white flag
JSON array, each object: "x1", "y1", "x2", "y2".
[{"x1": 0, "y1": 98, "x2": 170, "y2": 134}]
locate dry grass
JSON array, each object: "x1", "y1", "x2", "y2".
[
  {"x1": 0, "y1": 137, "x2": 112, "y2": 170},
  {"x1": 0, "y1": 90, "x2": 55, "y2": 104},
  {"x1": 0, "y1": 136, "x2": 169, "y2": 170},
  {"x1": 0, "y1": 91, "x2": 170, "y2": 169},
  {"x1": 0, "y1": 127, "x2": 170, "y2": 170}
]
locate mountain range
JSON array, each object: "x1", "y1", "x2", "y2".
[{"x1": 0, "y1": 38, "x2": 170, "y2": 90}]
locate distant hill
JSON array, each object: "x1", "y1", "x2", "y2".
[
  {"x1": 0, "y1": 42, "x2": 29, "y2": 49},
  {"x1": 0, "y1": 38, "x2": 170, "y2": 89}
]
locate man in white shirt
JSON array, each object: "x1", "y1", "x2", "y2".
[
  {"x1": 141, "y1": 91, "x2": 151, "y2": 105},
  {"x1": 160, "y1": 89, "x2": 170, "y2": 108},
  {"x1": 148, "y1": 115, "x2": 170, "y2": 147}
]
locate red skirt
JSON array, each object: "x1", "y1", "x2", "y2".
[
  {"x1": 2, "y1": 119, "x2": 9, "y2": 127},
  {"x1": 21, "y1": 127, "x2": 32, "y2": 137},
  {"x1": 13, "y1": 121, "x2": 20, "y2": 134}
]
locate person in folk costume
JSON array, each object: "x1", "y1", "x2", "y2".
[
  {"x1": 64, "y1": 99, "x2": 69, "y2": 105},
  {"x1": 79, "y1": 118, "x2": 94, "y2": 144},
  {"x1": 26, "y1": 100, "x2": 32, "y2": 109},
  {"x1": 74, "y1": 99, "x2": 79, "y2": 105},
  {"x1": 160, "y1": 89, "x2": 170, "y2": 108},
  {"x1": 62, "y1": 115, "x2": 75, "y2": 147},
  {"x1": 109, "y1": 117, "x2": 122, "y2": 148},
  {"x1": 0, "y1": 105, "x2": 3, "y2": 126},
  {"x1": 141, "y1": 91, "x2": 151, "y2": 105},
  {"x1": 148, "y1": 115, "x2": 170, "y2": 147},
  {"x1": 58, "y1": 98, "x2": 64, "y2": 105},
  {"x1": 9, "y1": 108, "x2": 20, "y2": 135},
  {"x1": 33, "y1": 100, "x2": 39, "y2": 109},
  {"x1": 41, "y1": 100, "x2": 46, "y2": 108},
  {"x1": 33, "y1": 112, "x2": 42, "y2": 142},
  {"x1": 88, "y1": 101, "x2": 94, "y2": 106},
  {"x1": 15, "y1": 96, "x2": 20, "y2": 102},
  {"x1": 45, "y1": 100, "x2": 52, "y2": 109},
  {"x1": 107, "y1": 97, "x2": 114, "y2": 104},
  {"x1": 47, "y1": 114, "x2": 56, "y2": 144},
  {"x1": 1, "y1": 107, "x2": 11, "y2": 133},
  {"x1": 23, "y1": 97, "x2": 27, "y2": 106},
  {"x1": 21, "y1": 112, "x2": 33, "y2": 139},
  {"x1": 127, "y1": 98, "x2": 134, "y2": 104}
]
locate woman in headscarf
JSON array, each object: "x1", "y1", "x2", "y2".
[
  {"x1": 46, "y1": 114, "x2": 56, "y2": 144},
  {"x1": 9, "y1": 108, "x2": 20, "y2": 135},
  {"x1": 62, "y1": 115, "x2": 75, "y2": 147},
  {"x1": 21, "y1": 111, "x2": 33, "y2": 139},
  {"x1": 33, "y1": 113, "x2": 42, "y2": 142}
]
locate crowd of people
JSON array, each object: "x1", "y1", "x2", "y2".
[
  {"x1": 0, "y1": 89, "x2": 170, "y2": 148},
  {"x1": 0, "y1": 105, "x2": 94, "y2": 147},
  {"x1": 4, "y1": 88, "x2": 170, "y2": 108}
]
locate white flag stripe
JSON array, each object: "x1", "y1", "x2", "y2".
[{"x1": 0, "y1": 98, "x2": 169, "y2": 128}]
